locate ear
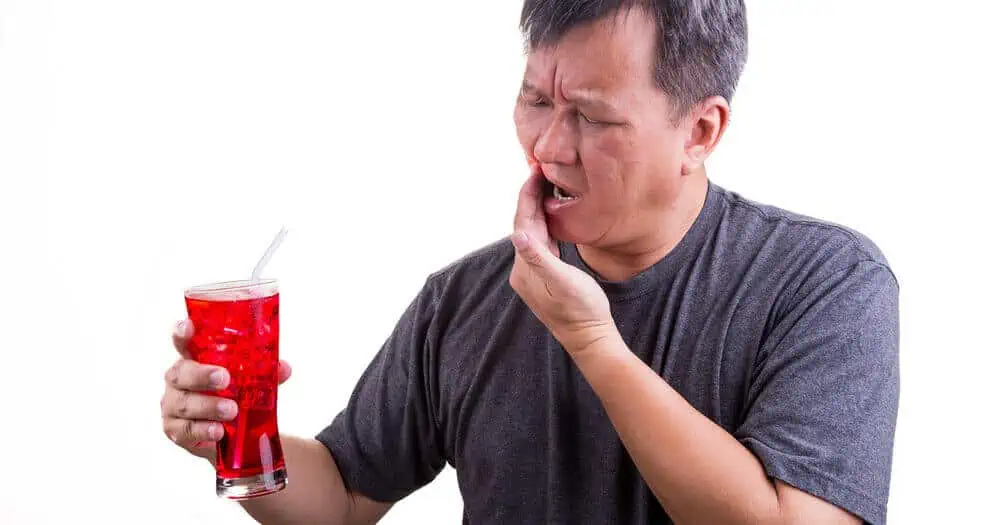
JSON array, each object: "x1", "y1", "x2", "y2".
[{"x1": 682, "y1": 96, "x2": 731, "y2": 176}]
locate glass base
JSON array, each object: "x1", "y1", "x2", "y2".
[{"x1": 217, "y1": 468, "x2": 287, "y2": 500}]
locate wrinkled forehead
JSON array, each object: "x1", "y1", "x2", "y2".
[{"x1": 522, "y1": 8, "x2": 658, "y2": 94}]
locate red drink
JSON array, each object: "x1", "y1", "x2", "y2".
[{"x1": 184, "y1": 279, "x2": 287, "y2": 499}]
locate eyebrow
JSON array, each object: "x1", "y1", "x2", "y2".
[{"x1": 521, "y1": 80, "x2": 619, "y2": 114}]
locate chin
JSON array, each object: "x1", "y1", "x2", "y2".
[{"x1": 546, "y1": 217, "x2": 602, "y2": 247}]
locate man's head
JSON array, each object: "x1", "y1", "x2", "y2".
[{"x1": 514, "y1": 0, "x2": 747, "y2": 250}]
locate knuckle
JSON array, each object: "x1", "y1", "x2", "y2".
[
  {"x1": 167, "y1": 358, "x2": 194, "y2": 388},
  {"x1": 181, "y1": 419, "x2": 196, "y2": 440},
  {"x1": 164, "y1": 362, "x2": 179, "y2": 385},
  {"x1": 174, "y1": 390, "x2": 191, "y2": 417}
]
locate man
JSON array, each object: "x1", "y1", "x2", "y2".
[{"x1": 161, "y1": 1, "x2": 899, "y2": 524}]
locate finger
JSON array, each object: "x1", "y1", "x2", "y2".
[
  {"x1": 163, "y1": 388, "x2": 238, "y2": 421},
  {"x1": 163, "y1": 416, "x2": 224, "y2": 445},
  {"x1": 165, "y1": 358, "x2": 230, "y2": 392},
  {"x1": 513, "y1": 164, "x2": 548, "y2": 239},
  {"x1": 277, "y1": 360, "x2": 292, "y2": 384},
  {"x1": 172, "y1": 319, "x2": 193, "y2": 359},
  {"x1": 511, "y1": 230, "x2": 561, "y2": 278}
]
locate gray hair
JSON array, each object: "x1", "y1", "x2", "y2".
[{"x1": 520, "y1": 0, "x2": 748, "y2": 115}]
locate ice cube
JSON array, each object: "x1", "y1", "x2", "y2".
[{"x1": 223, "y1": 326, "x2": 246, "y2": 337}]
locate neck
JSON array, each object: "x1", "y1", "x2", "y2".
[{"x1": 577, "y1": 173, "x2": 708, "y2": 282}]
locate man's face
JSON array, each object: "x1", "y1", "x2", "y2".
[{"x1": 513, "y1": 10, "x2": 693, "y2": 248}]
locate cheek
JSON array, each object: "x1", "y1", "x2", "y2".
[
  {"x1": 513, "y1": 107, "x2": 538, "y2": 153},
  {"x1": 637, "y1": 154, "x2": 683, "y2": 210},
  {"x1": 580, "y1": 130, "x2": 675, "y2": 220},
  {"x1": 579, "y1": 131, "x2": 629, "y2": 197}
]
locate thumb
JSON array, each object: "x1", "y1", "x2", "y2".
[{"x1": 511, "y1": 231, "x2": 560, "y2": 275}]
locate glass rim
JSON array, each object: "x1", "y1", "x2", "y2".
[{"x1": 184, "y1": 279, "x2": 278, "y2": 300}]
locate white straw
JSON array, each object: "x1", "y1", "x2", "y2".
[
  {"x1": 234, "y1": 227, "x2": 287, "y2": 466},
  {"x1": 251, "y1": 227, "x2": 288, "y2": 283}
]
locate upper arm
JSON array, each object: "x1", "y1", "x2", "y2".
[
  {"x1": 345, "y1": 492, "x2": 393, "y2": 525},
  {"x1": 315, "y1": 278, "x2": 447, "y2": 507},
  {"x1": 776, "y1": 481, "x2": 862, "y2": 525},
  {"x1": 736, "y1": 260, "x2": 899, "y2": 525}
]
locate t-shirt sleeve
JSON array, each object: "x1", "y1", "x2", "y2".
[
  {"x1": 315, "y1": 277, "x2": 445, "y2": 503},
  {"x1": 734, "y1": 260, "x2": 900, "y2": 525}
]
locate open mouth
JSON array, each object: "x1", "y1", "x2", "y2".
[{"x1": 543, "y1": 178, "x2": 580, "y2": 201}]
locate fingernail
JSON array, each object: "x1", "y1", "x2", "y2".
[
  {"x1": 218, "y1": 401, "x2": 237, "y2": 420},
  {"x1": 209, "y1": 424, "x2": 222, "y2": 440},
  {"x1": 512, "y1": 231, "x2": 530, "y2": 250},
  {"x1": 210, "y1": 369, "x2": 228, "y2": 388}
]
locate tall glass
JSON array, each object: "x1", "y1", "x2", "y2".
[{"x1": 183, "y1": 279, "x2": 287, "y2": 499}]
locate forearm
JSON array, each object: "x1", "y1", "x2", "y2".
[
  {"x1": 571, "y1": 333, "x2": 781, "y2": 525},
  {"x1": 234, "y1": 435, "x2": 381, "y2": 525}
]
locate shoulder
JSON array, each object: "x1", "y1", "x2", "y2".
[
  {"x1": 712, "y1": 183, "x2": 897, "y2": 285},
  {"x1": 427, "y1": 236, "x2": 515, "y2": 285},
  {"x1": 412, "y1": 236, "x2": 517, "y2": 314}
]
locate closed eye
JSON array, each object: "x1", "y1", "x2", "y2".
[
  {"x1": 526, "y1": 94, "x2": 550, "y2": 107},
  {"x1": 579, "y1": 111, "x2": 608, "y2": 126}
]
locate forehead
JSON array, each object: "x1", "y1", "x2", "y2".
[{"x1": 523, "y1": 8, "x2": 657, "y2": 93}]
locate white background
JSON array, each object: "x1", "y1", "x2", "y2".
[{"x1": 2, "y1": 1, "x2": 998, "y2": 523}]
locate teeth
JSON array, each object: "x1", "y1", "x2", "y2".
[{"x1": 553, "y1": 184, "x2": 576, "y2": 201}]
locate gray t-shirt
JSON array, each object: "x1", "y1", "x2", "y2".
[{"x1": 317, "y1": 181, "x2": 899, "y2": 525}]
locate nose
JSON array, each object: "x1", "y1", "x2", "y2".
[{"x1": 533, "y1": 112, "x2": 578, "y2": 166}]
